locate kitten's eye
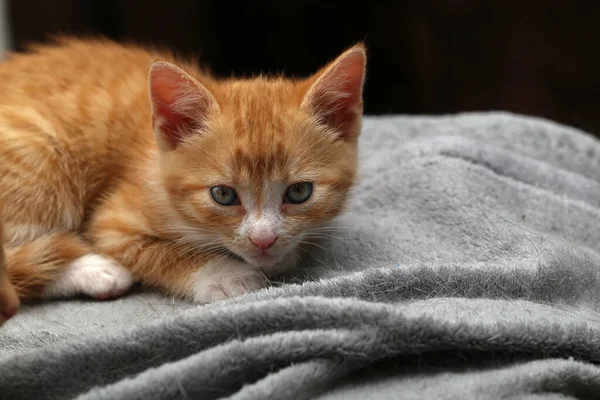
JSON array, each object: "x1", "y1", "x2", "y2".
[
  {"x1": 284, "y1": 182, "x2": 313, "y2": 204},
  {"x1": 210, "y1": 186, "x2": 239, "y2": 206}
]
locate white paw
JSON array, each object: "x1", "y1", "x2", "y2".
[
  {"x1": 191, "y1": 258, "x2": 268, "y2": 304},
  {"x1": 43, "y1": 254, "x2": 134, "y2": 300}
]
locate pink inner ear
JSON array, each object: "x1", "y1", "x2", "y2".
[
  {"x1": 305, "y1": 49, "x2": 366, "y2": 140},
  {"x1": 149, "y1": 63, "x2": 215, "y2": 149},
  {"x1": 151, "y1": 98, "x2": 196, "y2": 148}
]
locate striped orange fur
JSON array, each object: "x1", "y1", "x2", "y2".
[{"x1": 0, "y1": 37, "x2": 366, "y2": 304}]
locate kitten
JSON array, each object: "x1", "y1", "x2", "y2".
[{"x1": 0, "y1": 38, "x2": 366, "y2": 304}]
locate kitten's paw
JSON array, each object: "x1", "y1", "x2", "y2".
[
  {"x1": 191, "y1": 258, "x2": 268, "y2": 304},
  {"x1": 44, "y1": 254, "x2": 134, "y2": 300}
]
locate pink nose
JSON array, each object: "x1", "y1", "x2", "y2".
[{"x1": 249, "y1": 235, "x2": 277, "y2": 250}]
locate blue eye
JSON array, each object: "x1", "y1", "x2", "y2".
[
  {"x1": 284, "y1": 182, "x2": 313, "y2": 204},
  {"x1": 210, "y1": 186, "x2": 239, "y2": 206}
]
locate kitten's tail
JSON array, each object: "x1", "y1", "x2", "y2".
[
  {"x1": 0, "y1": 207, "x2": 20, "y2": 324},
  {"x1": 4, "y1": 232, "x2": 91, "y2": 300},
  {"x1": 2, "y1": 217, "x2": 132, "y2": 300}
]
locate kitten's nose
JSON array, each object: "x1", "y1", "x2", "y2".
[{"x1": 249, "y1": 234, "x2": 277, "y2": 250}]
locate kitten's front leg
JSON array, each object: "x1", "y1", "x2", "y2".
[
  {"x1": 89, "y1": 222, "x2": 268, "y2": 302},
  {"x1": 190, "y1": 257, "x2": 268, "y2": 303},
  {"x1": 193, "y1": 248, "x2": 301, "y2": 301}
]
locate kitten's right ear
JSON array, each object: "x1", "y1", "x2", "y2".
[
  {"x1": 301, "y1": 44, "x2": 366, "y2": 141},
  {"x1": 149, "y1": 62, "x2": 219, "y2": 151}
]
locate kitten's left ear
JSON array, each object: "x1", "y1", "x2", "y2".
[
  {"x1": 149, "y1": 61, "x2": 219, "y2": 151},
  {"x1": 302, "y1": 44, "x2": 366, "y2": 141}
]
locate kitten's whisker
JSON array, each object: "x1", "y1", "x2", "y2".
[
  {"x1": 155, "y1": 225, "x2": 216, "y2": 234},
  {"x1": 255, "y1": 269, "x2": 272, "y2": 287},
  {"x1": 174, "y1": 236, "x2": 215, "y2": 245},
  {"x1": 307, "y1": 225, "x2": 375, "y2": 232},
  {"x1": 301, "y1": 233, "x2": 346, "y2": 241},
  {"x1": 297, "y1": 240, "x2": 331, "y2": 253},
  {"x1": 294, "y1": 246, "x2": 311, "y2": 255}
]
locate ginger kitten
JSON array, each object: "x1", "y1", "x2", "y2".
[{"x1": 0, "y1": 38, "x2": 366, "y2": 306}]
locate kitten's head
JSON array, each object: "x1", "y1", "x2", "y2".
[{"x1": 149, "y1": 45, "x2": 366, "y2": 268}]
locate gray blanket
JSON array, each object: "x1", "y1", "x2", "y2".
[{"x1": 2, "y1": 112, "x2": 600, "y2": 400}]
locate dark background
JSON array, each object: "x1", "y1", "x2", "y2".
[{"x1": 8, "y1": 1, "x2": 600, "y2": 134}]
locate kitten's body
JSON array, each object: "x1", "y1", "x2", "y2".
[{"x1": 0, "y1": 38, "x2": 365, "y2": 308}]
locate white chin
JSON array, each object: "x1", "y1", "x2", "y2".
[{"x1": 245, "y1": 254, "x2": 282, "y2": 267}]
